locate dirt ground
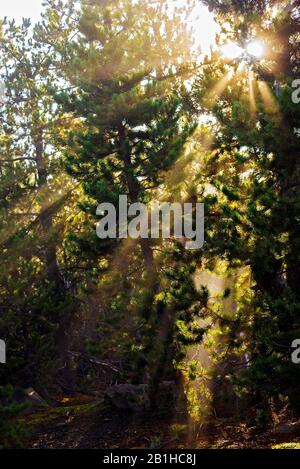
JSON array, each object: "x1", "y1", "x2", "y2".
[{"x1": 24, "y1": 396, "x2": 300, "y2": 449}]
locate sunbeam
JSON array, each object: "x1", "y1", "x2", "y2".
[
  {"x1": 258, "y1": 80, "x2": 280, "y2": 115},
  {"x1": 205, "y1": 70, "x2": 234, "y2": 108},
  {"x1": 248, "y1": 70, "x2": 257, "y2": 116}
]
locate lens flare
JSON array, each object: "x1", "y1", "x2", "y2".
[{"x1": 247, "y1": 40, "x2": 265, "y2": 58}]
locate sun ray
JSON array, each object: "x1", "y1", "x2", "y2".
[
  {"x1": 0, "y1": 174, "x2": 74, "y2": 248},
  {"x1": 258, "y1": 80, "x2": 281, "y2": 116},
  {"x1": 204, "y1": 70, "x2": 234, "y2": 109},
  {"x1": 248, "y1": 70, "x2": 257, "y2": 116}
]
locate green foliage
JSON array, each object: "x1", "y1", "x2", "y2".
[
  {"x1": 0, "y1": 386, "x2": 28, "y2": 449},
  {"x1": 196, "y1": 0, "x2": 300, "y2": 417}
]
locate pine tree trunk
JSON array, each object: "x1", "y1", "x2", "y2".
[
  {"x1": 33, "y1": 125, "x2": 75, "y2": 395},
  {"x1": 117, "y1": 122, "x2": 168, "y2": 402},
  {"x1": 117, "y1": 122, "x2": 155, "y2": 271}
]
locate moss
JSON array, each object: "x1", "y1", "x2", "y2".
[
  {"x1": 18, "y1": 402, "x2": 100, "y2": 428},
  {"x1": 272, "y1": 442, "x2": 300, "y2": 450},
  {"x1": 170, "y1": 424, "x2": 188, "y2": 441}
]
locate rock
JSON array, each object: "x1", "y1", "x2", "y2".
[
  {"x1": 105, "y1": 384, "x2": 150, "y2": 412},
  {"x1": 153, "y1": 381, "x2": 176, "y2": 409},
  {"x1": 105, "y1": 381, "x2": 176, "y2": 412},
  {"x1": 272, "y1": 422, "x2": 300, "y2": 436}
]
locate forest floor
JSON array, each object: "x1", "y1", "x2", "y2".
[{"x1": 23, "y1": 395, "x2": 300, "y2": 449}]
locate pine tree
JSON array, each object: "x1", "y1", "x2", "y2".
[
  {"x1": 0, "y1": 3, "x2": 79, "y2": 396},
  {"x1": 196, "y1": 0, "x2": 300, "y2": 417},
  {"x1": 54, "y1": 0, "x2": 201, "y2": 391},
  {"x1": 56, "y1": 0, "x2": 195, "y2": 267}
]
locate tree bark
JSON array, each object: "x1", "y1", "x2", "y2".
[
  {"x1": 117, "y1": 122, "x2": 155, "y2": 271},
  {"x1": 33, "y1": 125, "x2": 75, "y2": 395}
]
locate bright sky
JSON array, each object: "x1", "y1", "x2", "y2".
[
  {"x1": 186, "y1": 2, "x2": 219, "y2": 54},
  {"x1": 0, "y1": 0, "x2": 43, "y2": 24},
  {"x1": 0, "y1": 0, "x2": 218, "y2": 53}
]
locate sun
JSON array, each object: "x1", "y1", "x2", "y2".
[
  {"x1": 246, "y1": 40, "x2": 265, "y2": 58},
  {"x1": 221, "y1": 39, "x2": 265, "y2": 61},
  {"x1": 210, "y1": 37, "x2": 274, "y2": 122}
]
